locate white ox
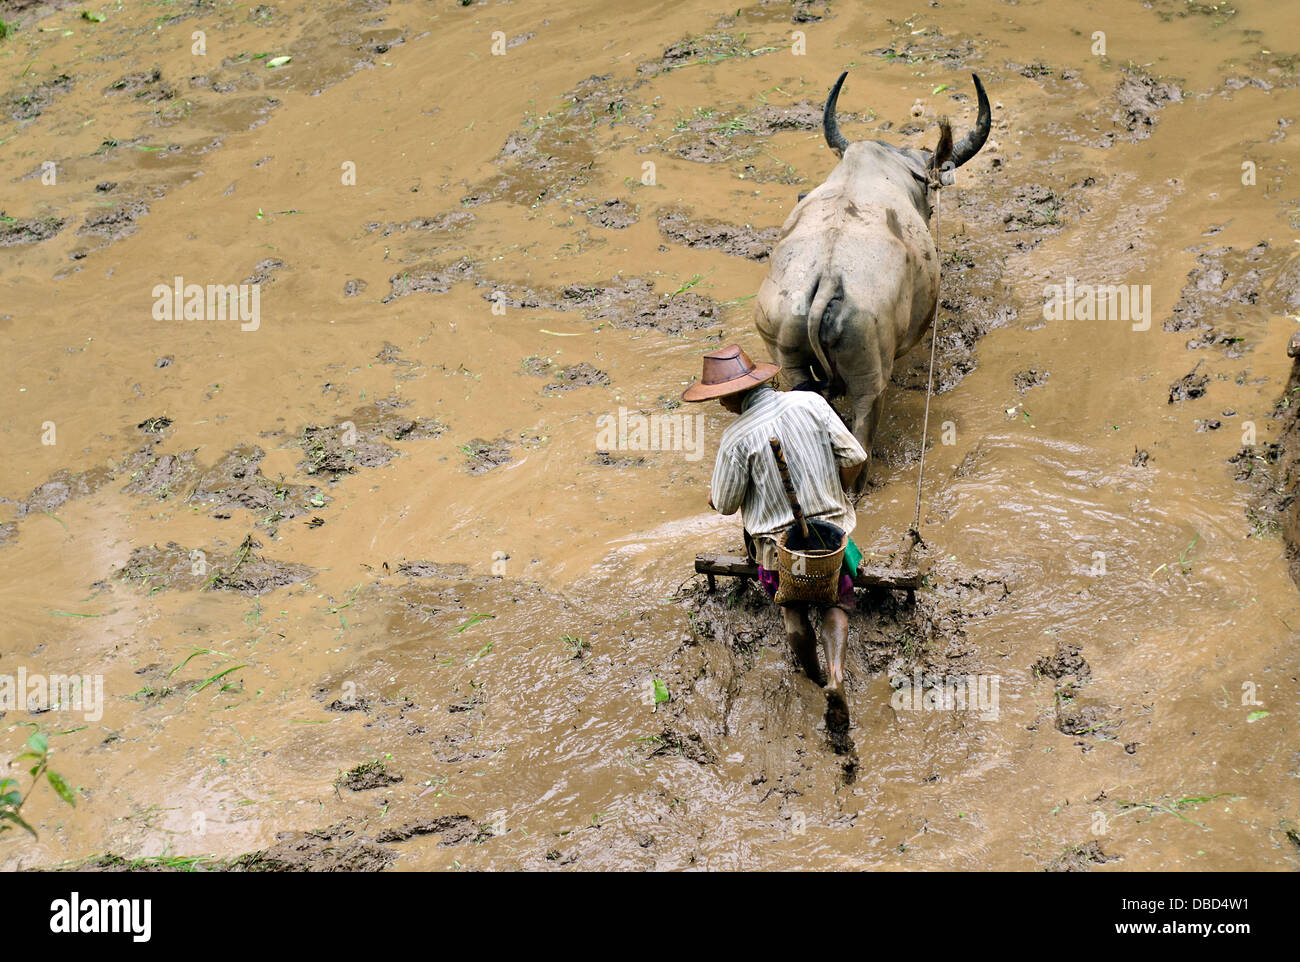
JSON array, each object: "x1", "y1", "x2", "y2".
[{"x1": 755, "y1": 71, "x2": 990, "y2": 492}]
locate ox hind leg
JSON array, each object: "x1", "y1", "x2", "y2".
[{"x1": 845, "y1": 390, "x2": 887, "y2": 497}]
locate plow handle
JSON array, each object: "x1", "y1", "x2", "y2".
[{"x1": 769, "y1": 436, "x2": 810, "y2": 540}]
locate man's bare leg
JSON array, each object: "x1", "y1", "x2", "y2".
[
  {"x1": 781, "y1": 605, "x2": 823, "y2": 685},
  {"x1": 821, "y1": 607, "x2": 851, "y2": 746},
  {"x1": 822, "y1": 608, "x2": 849, "y2": 692}
]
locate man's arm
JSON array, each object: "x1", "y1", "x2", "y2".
[
  {"x1": 839, "y1": 459, "x2": 864, "y2": 492},
  {"x1": 815, "y1": 396, "x2": 868, "y2": 490},
  {"x1": 710, "y1": 448, "x2": 748, "y2": 515}
]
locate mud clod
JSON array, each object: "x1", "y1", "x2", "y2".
[
  {"x1": 366, "y1": 211, "x2": 474, "y2": 236},
  {"x1": 1034, "y1": 642, "x2": 1091, "y2": 685},
  {"x1": 1054, "y1": 698, "x2": 1118, "y2": 740},
  {"x1": 115, "y1": 542, "x2": 208, "y2": 592},
  {"x1": 105, "y1": 67, "x2": 175, "y2": 102},
  {"x1": 1162, "y1": 242, "x2": 1290, "y2": 355},
  {"x1": 520, "y1": 355, "x2": 552, "y2": 377},
  {"x1": 1001, "y1": 184, "x2": 1066, "y2": 232},
  {"x1": 652, "y1": 727, "x2": 718, "y2": 765},
  {"x1": 396, "y1": 560, "x2": 471, "y2": 579},
  {"x1": 1234, "y1": 354, "x2": 1300, "y2": 579},
  {"x1": 137, "y1": 415, "x2": 173, "y2": 434},
  {"x1": 1045, "y1": 841, "x2": 1120, "y2": 872},
  {"x1": 78, "y1": 201, "x2": 150, "y2": 241},
  {"x1": 0, "y1": 215, "x2": 66, "y2": 247},
  {"x1": 326, "y1": 697, "x2": 370, "y2": 712},
  {"x1": 462, "y1": 438, "x2": 513, "y2": 475},
  {"x1": 191, "y1": 444, "x2": 325, "y2": 521},
  {"x1": 5, "y1": 73, "x2": 74, "y2": 122},
  {"x1": 1168, "y1": 365, "x2": 1209, "y2": 403},
  {"x1": 297, "y1": 398, "x2": 445, "y2": 476},
  {"x1": 892, "y1": 233, "x2": 1017, "y2": 393},
  {"x1": 593, "y1": 451, "x2": 647, "y2": 468},
  {"x1": 579, "y1": 198, "x2": 638, "y2": 229},
  {"x1": 337, "y1": 760, "x2": 403, "y2": 792},
  {"x1": 639, "y1": 33, "x2": 763, "y2": 77},
  {"x1": 231, "y1": 822, "x2": 395, "y2": 872},
  {"x1": 117, "y1": 536, "x2": 313, "y2": 596},
  {"x1": 373, "y1": 815, "x2": 476, "y2": 845},
  {"x1": 657, "y1": 207, "x2": 779, "y2": 260},
  {"x1": 17, "y1": 467, "x2": 114, "y2": 518},
  {"x1": 1013, "y1": 369, "x2": 1050, "y2": 394},
  {"x1": 1112, "y1": 68, "x2": 1183, "y2": 142},
  {"x1": 121, "y1": 445, "x2": 200, "y2": 499},
  {"x1": 243, "y1": 258, "x2": 288, "y2": 285},
  {"x1": 384, "y1": 259, "x2": 476, "y2": 301},
  {"x1": 494, "y1": 278, "x2": 720, "y2": 334},
  {"x1": 543, "y1": 362, "x2": 611, "y2": 394}
]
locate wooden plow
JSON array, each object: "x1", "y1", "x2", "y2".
[{"x1": 694, "y1": 552, "x2": 924, "y2": 603}]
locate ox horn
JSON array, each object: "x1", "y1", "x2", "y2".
[
  {"x1": 950, "y1": 73, "x2": 991, "y2": 168},
  {"x1": 823, "y1": 70, "x2": 850, "y2": 155}
]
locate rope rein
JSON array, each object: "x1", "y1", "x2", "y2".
[{"x1": 909, "y1": 166, "x2": 948, "y2": 543}]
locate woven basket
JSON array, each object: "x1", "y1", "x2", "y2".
[{"x1": 773, "y1": 519, "x2": 846, "y2": 606}]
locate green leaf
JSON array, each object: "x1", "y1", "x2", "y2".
[
  {"x1": 1246, "y1": 710, "x2": 1269, "y2": 722},
  {"x1": 653, "y1": 679, "x2": 670, "y2": 704},
  {"x1": 1, "y1": 791, "x2": 21, "y2": 808},
  {"x1": 81, "y1": 10, "x2": 105, "y2": 22},
  {"x1": 26, "y1": 731, "x2": 48, "y2": 755},
  {"x1": 46, "y1": 771, "x2": 76, "y2": 806},
  {"x1": 192, "y1": 664, "x2": 248, "y2": 694},
  {"x1": 265, "y1": 55, "x2": 292, "y2": 68},
  {"x1": 0, "y1": 809, "x2": 37, "y2": 838},
  {"x1": 0, "y1": 777, "x2": 18, "y2": 795},
  {"x1": 455, "y1": 613, "x2": 494, "y2": 634},
  {"x1": 932, "y1": 83, "x2": 949, "y2": 94}
]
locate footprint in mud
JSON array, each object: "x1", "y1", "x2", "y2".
[
  {"x1": 823, "y1": 689, "x2": 860, "y2": 783},
  {"x1": 825, "y1": 689, "x2": 852, "y2": 751}
]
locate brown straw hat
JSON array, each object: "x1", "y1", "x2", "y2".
[{"x1": 681, "y1": 344, "x2": 780, "y2": 402}]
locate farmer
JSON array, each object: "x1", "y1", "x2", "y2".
[{"x1": 683, "y1": 344, "x2": 867, "y2": 728}]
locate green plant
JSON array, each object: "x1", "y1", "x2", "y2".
[
  {"x1": 2, "y1": 726, "x2": 77, "y2": 839},
  {"x1": 652, "y1": 679, "x2": 670, "y2": 705}
]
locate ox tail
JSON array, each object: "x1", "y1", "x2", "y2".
[{"x1": 806, "y1": 274, "x2": 838, "y2": 388}]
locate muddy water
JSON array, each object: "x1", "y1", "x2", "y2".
[{"x1": 2, "y1": 0, "x2": 1298, "y2": 870}]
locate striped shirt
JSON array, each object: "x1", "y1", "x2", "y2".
[{"x1": 711, "y1": 384, "x2": 866, "y2": 566}]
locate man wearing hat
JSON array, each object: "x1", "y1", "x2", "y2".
[{"x1": 683, "y1": 344, "x2": 867, "y2": 729}]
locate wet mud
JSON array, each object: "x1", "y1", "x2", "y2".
[{"x1": 3, "y1": 0, "x2": 1299, "y2": 873}]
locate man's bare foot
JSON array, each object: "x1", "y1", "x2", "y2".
[
  {"x1": 796, "y1": 657, "x2": 826, "y2": 687},
  {"x1": 825, "y1": 687, "x2": 851, "y2": 754}
]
